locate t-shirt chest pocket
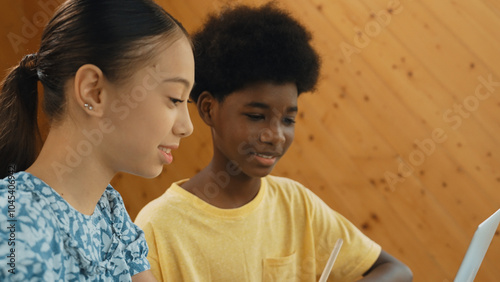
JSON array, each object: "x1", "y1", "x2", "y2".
[{"x1": 262, "y1": 252, "x2": 298, "y2": 282}]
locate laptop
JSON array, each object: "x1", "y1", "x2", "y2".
[{"x1": 454, "y1": 208, "x2": 500, "y2": 282}]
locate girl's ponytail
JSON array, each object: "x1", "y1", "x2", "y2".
[{"x1": 0, "y1": 54, "x2": 40, "y2": 178}]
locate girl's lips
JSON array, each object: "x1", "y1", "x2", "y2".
[
  {"x1": 159, "y1": 148, "x2": 173, "y2": 164},
  {"x1": 158, "y1": 145, "x2": 177, "y2": 164}
]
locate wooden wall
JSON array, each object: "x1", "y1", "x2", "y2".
[{"x1": 1, "y1": 0, "x2": 499, "y2": 281}]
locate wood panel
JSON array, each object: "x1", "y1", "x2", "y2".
[{"x1": 1, "y1": 0, "x2": 499, "y2": 281}]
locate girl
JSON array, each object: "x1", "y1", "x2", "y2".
[{"x1": 0, "y1": 0, "x2": 194, "y2": 280}]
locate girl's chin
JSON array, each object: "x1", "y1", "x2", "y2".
[{"x1": 129, "y1": 165, "x2": 164, "y2": 179}]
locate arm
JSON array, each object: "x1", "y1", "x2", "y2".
[
  {"x1": 134, "y1": 219, "x2": 163, "y2": 281},
  {"x1": 132, "y1": 270, "x2": 157, "y2": 282},
  {"x1": 359, "y1": 250, "x2": 413, "y2": 281}
]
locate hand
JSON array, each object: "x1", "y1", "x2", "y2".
[{"x1": 359, "y1": 250, "x2": 413, "y2": 281}]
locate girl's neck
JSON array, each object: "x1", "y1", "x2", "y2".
[{"x1": 26, "y1": 128, "x2": 113, "y2": 216}]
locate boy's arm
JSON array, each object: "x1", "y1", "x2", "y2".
[
  {"x1": 359, "y1": 250, "x2": 413, "y2": 281},
  {"x1": 135, "y1": 212, "x2": 163, "y2": 281}
]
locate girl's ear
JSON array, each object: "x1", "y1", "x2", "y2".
[
  {"x1": 197, "y1": 91, "x2": 217, "y2": 126},
  {"x1": 73, "y1": 64, "x2": 106, "y2": 117}
]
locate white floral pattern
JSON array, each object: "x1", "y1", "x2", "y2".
[{"x1": 0, "y1": 172, "x2": 150, "y2": 281}]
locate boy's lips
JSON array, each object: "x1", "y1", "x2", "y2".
[
  {"x1": 250, "y1": 152, "x2": 280, "y2": 166},
  {"x1": 253, "y1": 152, "x2": 278, "y2": 158}
]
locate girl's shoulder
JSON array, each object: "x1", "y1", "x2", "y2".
[
  {"x1": 0, "y1": 172, "x2": 63, "y2": 269},
  {"x1": 0, "y1": 171, "x2": 129, "y2": 226},
  {"x1": 0, "y1": 171, "x2": 54, "y2": 220},
  {"x1": 101, "y1": 184, "x2": 126, "y2": 212}
]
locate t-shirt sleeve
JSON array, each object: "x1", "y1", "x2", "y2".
[
  {"x1": 0, "y1": 188, "x2": 58, "y2": 281},
  {"x1": 135, "y1": 203, "x2": 163, "y2": 281},
  {"x1": 302, "y1": 187, "x2": 381, "y2": 281}
]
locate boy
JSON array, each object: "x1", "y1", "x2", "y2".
[{"x1": 135, "y1": 3, "x2": 413, "y2": 281}]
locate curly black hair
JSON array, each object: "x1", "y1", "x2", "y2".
[{"x1": 190, "y1": 3, "x2": 321, "y2": 102}]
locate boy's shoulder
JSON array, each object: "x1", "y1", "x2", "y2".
[
  {"x1": 135, "y1": 180, "x2": 185, "y2": 225},
  {"x1": 264, "y1": 174, "x2": 310, "y2": 195},
  {"x1": 265, "y1": 174, "x2": 303, "y2": 186},
  {"x1": 264, "y1": 175, "x2": 328, "y2": 209}
]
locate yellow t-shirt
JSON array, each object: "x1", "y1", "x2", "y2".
[{"x1": 135, "y1": 175, "x2": 381, "y2": 282}]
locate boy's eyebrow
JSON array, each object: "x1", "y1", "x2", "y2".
[
  {"x1": 244, "y1": 102, "x2": 270, "y2": 109},
  {"x1": 244, "y1": 102, "x2": 298, "y2": 113}
]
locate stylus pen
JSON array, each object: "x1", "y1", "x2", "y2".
[{"x1": 319, "y1": 238, "x2": 344, "y2": 282}]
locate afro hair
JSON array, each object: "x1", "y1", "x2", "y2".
[{"x1": 190, "y1": 3, "x2": 321, "y2": 102}]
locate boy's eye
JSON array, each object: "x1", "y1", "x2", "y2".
[
  {"x1": 245, "y1": 114, "x2": 265, "y2": 121},
  {"x1": 283, "y1": 117, "x2": 296, "y2": 125}
]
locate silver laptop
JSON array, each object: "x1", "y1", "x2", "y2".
[{"x1": 454, "y1": 208, "x2": 500, "y2": 282}]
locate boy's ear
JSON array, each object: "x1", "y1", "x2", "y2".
[
  {"x1": 73, "y1": 64, "x2": 106, "y2": 117},
  {"x1": 197, "y1": 91, "x2": 216, "y2": 126}
]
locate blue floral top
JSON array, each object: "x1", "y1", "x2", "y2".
[{"x1": 0, "y1": 171, "x2": 150, "y2": 281}]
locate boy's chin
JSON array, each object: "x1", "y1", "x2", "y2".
[{"x1": 244, "y1": 166, "x2": 275, "y2": 178}]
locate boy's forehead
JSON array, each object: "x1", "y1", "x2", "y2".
[
  {"x1": 222, "y1": 83, "x2": 299, "y2": 111},
  {"x1": 231, "y1": 82, "x2": 297, "y2": 97}
]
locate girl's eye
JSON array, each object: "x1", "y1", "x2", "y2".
[
  {"x1": 245, "y1": 114, "x2": 265, "y2": 121},
  {"x1": 170, "y1": 98, "x2": 184, "y2": 105}
]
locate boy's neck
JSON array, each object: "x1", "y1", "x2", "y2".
[{"x1": 181, "y1": 161, "x2": 262, "y2": 209}]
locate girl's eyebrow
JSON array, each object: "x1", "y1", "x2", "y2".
[{"x1": 162, "y1": 77, "x2": 191, "y2": 88}]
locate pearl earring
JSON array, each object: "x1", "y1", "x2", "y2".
[{"x1": 84, "y1": 103, "x2": 93, "y2": 110}]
